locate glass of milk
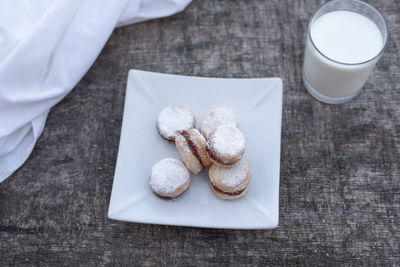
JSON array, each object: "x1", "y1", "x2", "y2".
[{"x1": 302, "y1": 0, "x2": 388, "y2": 104}]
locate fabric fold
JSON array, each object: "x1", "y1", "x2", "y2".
[{"x1": 0, "y1": 0, "x2": 191, "y2": 182}]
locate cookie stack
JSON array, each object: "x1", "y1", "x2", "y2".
[{"x1": 149, "y1": 105, "x2": 250, "y2": 200}]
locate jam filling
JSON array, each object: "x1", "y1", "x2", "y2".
[
  {"x1": 153, "y1": 187, "x2": 188, "y2": 200},
  {"x1": 212, "y1": 183, "x2": 245, "y2": 196},
  {"x1": 181, "y1": 130, "x2": 203, "y2": 165},
  {"x1": 206, "y1": 145, "x2": 222, "y2": 163}
]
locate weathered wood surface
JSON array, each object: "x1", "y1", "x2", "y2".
[{"x1": 1, "y1": 0, "x2": 399, "y2": 266}]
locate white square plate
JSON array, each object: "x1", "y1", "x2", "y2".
[{"x1": 108, "y1": 70, "x2": 282, "y2": 229}]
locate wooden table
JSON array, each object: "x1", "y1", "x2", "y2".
[{"x1": 1, "y1": 0, "x2": 399, "y2": 265}]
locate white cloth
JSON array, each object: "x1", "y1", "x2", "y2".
[{"x1": 0, "y1": 0, "x2": 191, "y2": 182}]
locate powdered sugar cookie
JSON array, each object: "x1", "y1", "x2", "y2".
[
  {"x1": 209, "y1": 159, "x2": 250, "y2": 200},
  {"x1": 175, "y1": 129, "x2": 211, "y2": 174},
  {"x1": 206, "y1": 124, "x2": 245, "y2": 167},
  {"x1": 149, "y1": 158, "x2": 190, "y2": 198},
  {"x1": 200, "y1": 107, "x2": 238, "y2": 140},
  {"x1": 157, "y1": 105, "x2": 195, "y2": 141}
]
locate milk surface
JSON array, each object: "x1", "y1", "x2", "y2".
[
  {"x1": 303, "y1": 10, "x2": 384, "y2": 100},
  {"x1": 311, "y1": 11, "x2": 383, "y2": 64}
]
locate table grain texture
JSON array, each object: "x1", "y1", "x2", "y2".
[{"x1": 1, "y1": 0, "x2": 399, "y2": 266}]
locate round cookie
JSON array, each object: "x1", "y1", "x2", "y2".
[
  {"x1": 209, "y1": 159, "x2": 251, "y2": 200},
  {"x1": 157, "y1": 105, "x2": 195, "y2": 141},
  {"x1": 200, "y1": 107, "x2": 239, "y2": 140},
  {"x1": 149, "y1": 158, "x2": 190, "y2": 198},
  {"x1": 175, "y1": 129, "x2": 211, "y2": 174},
  {"x1": 206, "y1": 124, "x2": 245, "y2": 167}
]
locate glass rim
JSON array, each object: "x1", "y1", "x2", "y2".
[{"x1": 307, "y1": 0, "x2": 388, "y2": 66}]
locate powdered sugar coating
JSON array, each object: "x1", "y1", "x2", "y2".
[
  {"x1": 201, "y1": 107, "x2": 238, "y2": 139},
  {"x1": 175, "y1": 133, "x2": 202, "y2": 174},
  {"x1": 210, "y1": 159, "x2": 250, "y2": 189},
  {"x1": 176, "y1": 129, "x2": 211, "y2": 174},
  {"x1": 209, "y1": 124, "x2": 245, "y2": 158},
  {"x1": 149, "y1": 158, "x2": 190, "y2": 196},
  {"x1": 157, "y1": 105, "x2": 195, "y2": 140}
]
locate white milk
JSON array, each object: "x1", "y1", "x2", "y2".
[{"x1": 303, "y1": 10, "x2": 384, "y2": 100}]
